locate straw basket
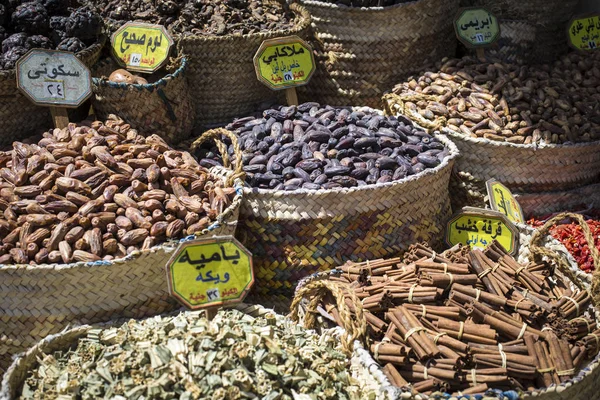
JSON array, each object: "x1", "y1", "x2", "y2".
[
  {"x1": 1, "y1": 303, "x2": 392, "y2": 399},
  {"x1": 290, "y1": 222, "x2": 600, "y2": 400},
  {"x1": 482, "y1": 20, "x2": 535, "y2": 65},
  {"x1": 0, "y1": 37, "x2": 105, "y2": 147},
  {"x1": 441, "y1": 128, "x2": 600, "y2": 213},
  {"x1": 177, "y1": 2, "x2": 311, "y2": 129},
  {"x1": 295, "y1": 0, "x2": 459, "y2": 108},
  {"x1": 515, "y1": 184, "x2": 600, "y2": 219},
  {"x1": 91, "y1": 56, "x2": 194, "y2": 145},
  {"x1": 236, "y1": 135, "x2": 459, "y2": 305},
  {"x1": 0, "y1": 135, "x2": 244, "y2": 373}
]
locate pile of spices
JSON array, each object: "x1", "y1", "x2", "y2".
[
  {"x1": 19, "y1": 307, "x2": 362, "y2": 400},
  {"x1": 0, "y1": 116, "x2": 236, "y2": 265},
  {"x1": 302, "y1": 242, "x2": 599, "y2": 395},
  {"x1": 195, "y1": 103, "x2": 450, "y2": 191},
  {"x1": 90, "y1": 0, "x2": 297, "y2": 36},
  {"x1": 0, "y1": 0, "x2": 102, "y2": 70},
  {"x1": 384, "y1": 52, "x2": 600, "y2": 145},
  {"x1": 529, "y1": 216, "x2": 600, "y2": 274}
]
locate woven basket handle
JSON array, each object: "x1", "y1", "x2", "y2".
[
  {"x1": 530, "y1": 212, "x2": 600, "y2": 304},
  {"x1": 191, "y1": 128, "x2": 245, "y2": 186},
  {"x1": 289, "y1": 279, "x2": 367, "y2": 355}
]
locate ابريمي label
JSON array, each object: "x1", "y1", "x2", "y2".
[
  {"x1": 454, "y1": 7, "x2": 500, "y2": 48},
  {"x1": 166, "y1": 236, "x2": 254, "y2": 309},
  {"x1": 16, "y1": 49, "x2": 91, "y2": 108},
  {"x1": 567, "y1": 14, "x2": 600, "y2": 51},
  {"x1": 486, "y1": 179, "x2": 524, "y2": 224},
  {"x1": 111, "y1": 22, "x2": 173, "y2": 73},
  {"x1": 253, "y1": 35, "x2": 315, "y2": 90},
  {"x1": 446, "y1": 209, "x2": 519, "y2": 255}
]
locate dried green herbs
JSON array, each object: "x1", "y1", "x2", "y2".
[{"x1": 19, "y1": 308, "x2": 362, "y2": 399}]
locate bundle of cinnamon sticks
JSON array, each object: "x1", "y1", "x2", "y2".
[{"x1": 316, "y1": 241, "x2": 598, "y2": 395}]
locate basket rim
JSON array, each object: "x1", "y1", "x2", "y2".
[
  {"x1": 91, "y1": 57, "x2": 187, "y2": 90},
  {"x1": 0, "y1": 167, "x2": 243, "y2": 272},
  {"x1": 443, "y1": 126, "x2": 600, "y2": 150},
  {"x1": 0, "y1": 35, "x2": 107, "y2": 80},
  {"x1": 176, "y1": 2, "x2": 311, "y2": 43},
  {"x1": 242, "y1": 133, "x2": 459, "y2": 198}
]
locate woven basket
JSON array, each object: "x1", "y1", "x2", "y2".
[
  {"x1": 0, "y1": 303, "x2": 392, "y2": 399},
  {"x1": 481, "y1": 20, "x2": 536, "y2": 65},
  {"x1": 291, "y1": 224, "x2": 600, "y2": 400},
  {"x1": 177, "y1": 2, "x2": 311, "y2": 129},
  {"x1": 441, "y1": 128, "x2": 600, "y2": 213},
  {"x1": 0, "y1": 162, "x2": 243, "y2": 374},
  {"x1": 295, "y1": 0, "x2": 459, "y2": 109},
  {"x1": 515, "y1": 184, "x2": 600, "y2": 220},
  {"x1": 91, "y1": 56, "x2": 194, "y2": 146},
  {"x1": 0, "y1": 37, "x2": 105, "y2": 147},
  {"x1": 237, "y1": 135, "x2": 459, "y2": 305}
]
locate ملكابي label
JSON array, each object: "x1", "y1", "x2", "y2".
[
  {"x1": 111, "y1": 22, "x2": 174, "y2": 73},
  {"x1": 253, "y1": 35, "x2": 315, "y2": 90},
  {"x1": 446, "y1": 209, "x2": 519, "y2": 256},
  {"x1": 486, "y1": 179, "x2": 524, "y2": 224},
  {"x1": 165, "y1": 236, "x2": 254, "y2": 309},
  {"x1": 454, "y1": 7, "x2": 500, "y2": 48},
  {"x1": 16, "y1": 49, "x2": 91, "y2": 108},
  {"x1": 567, "y1": 14, "x2": 600, "y2": 51}
]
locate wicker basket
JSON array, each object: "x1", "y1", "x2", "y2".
[
  {"x1": 0, "y1": 37, "x2": 105, "y2": 147},
  {"x1": 291, "y1": 224, "x2": 600, "y2": 400},
  {"x1": 441, "y1": 128, "x2": 600, "y2": 213},
  {"x1": 177, "y1": 2, "x2": 311, "y2": 129},
  {"x1": 481, "y1": 20, "x2": 536, "y2": 65},
  {"x1": 236, "y1": 135, "x2": 459, "y2": 305},
  {"x1": 0, "y1": 303, "x2": 393, "y2": 399},
  {"x1": 295, "y1": 0, "x2": 459, "y2": 109},
  {"x1": 515, "y1": 184, "x2": 600, "y2": 219},
  {"x1": 0, "y1": 159, "x2": 243, "y2": 374},
  {"x1": 91, "y1": 56, "x2": 194, "y2": 146}
]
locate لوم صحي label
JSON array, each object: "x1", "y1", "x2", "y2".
[
  {"x1": 16, "y1": 49, "x2": 91, "y2": 108},
  {"x1": 568, "y1": 14, "x2": 600, "y2": 51},
  {"x1": 254, "y1": 35, "x2": 315, "y2": 90},
  {"x1": 166, "y1": 236, "x2": 254, "y2": 309},
  {"x1": 111, "y1": 22, "x2": 174, "y2": 73},
  {"x1": 446, "y1": 209, "x2": 519, "y2": 255},
  {"x1": 486, "y1": 179, "x2": 524, "y2": 224},
  {"x1": 454, "y1": 7, "x2": 500, "y2": 48}
]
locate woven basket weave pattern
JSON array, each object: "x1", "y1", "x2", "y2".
[
  {"x1": 484, "y1": 20, "x2": 536, "y2": 65},
  {"x1": 238, "y1": 136, "x2": 458, "y2": 303},
  {"x1": 0, "y1": 167, "x2": 242, "y2": 374},
  {"x1": 91, "y1": 57, "x2": 195, "y2": 145},
  {"x1": 296, "y1": 0, "x2": 459, "y2": 108},
  {"x1": 178, "y1": 3, "x2": 311, "y2": 128},
  {"x1": 0, "y1": 38, "x2": 105, "y2": 147}
]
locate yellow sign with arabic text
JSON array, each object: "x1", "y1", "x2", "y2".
[
  {"x1": 446, "y1": 209, "x2": 519, "y2": 255},
  {"x1": 111, "y1": 22, "x2": 173, "y2": 73},
  {"x1": 253, "y1": 35, "x2": 315, "y2": 90},
  {"x1": 486, "y1": 179, "x2": 524, "y2": 224},
  {"x1": 454, "y1": 7, "x2": 500, "y2": 48},
  {"x1": 567, "y1": 14, "x2": 600, "y2": 51},
  {"x1": 166, "y1": 236, "x2": 254, "y2": 309}
]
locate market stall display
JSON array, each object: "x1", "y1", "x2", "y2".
[
  {"x1": 1, "y1": 304, "x2": 387, "y2": 399},
  {"x1": 193, "y1": 102, "x2": 458, "y2": 303},
  {"x1": 293, "y1": 238, "x2": 600, "y2": 397},
  {"x1": 297, "y1": 0, "x2": 459, "y2": 108},
  {"x1": 384, "y1": 53, "x2": 600, "y2": 211},
  {"x1": 0, "y1": 119, "x2": 243, "y2": 372},
  {"x1": 0, "y1": 1, "x2": 104, "y2": 144}
]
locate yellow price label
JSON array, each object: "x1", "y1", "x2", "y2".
[
  {"x1": 454, "y1": 7, "x2": 500, "y2": 48},
  {"x1": 111, "y1": 22, "x2": 174, "y2": 73},
  {"x1": 486, "y1": 179, "x2": 524, "y2": 224},
  {"x1": 567, "y1": 14, "x2": 600, "y2": 51},
  {"x1": 253, "y1": 35, "x2": 315, "y2": 90},
  {"x1": 166, "y1": 236, "x2": 254, "y2": 309},
  {"x1": 446, "y1": 210, "x2": 519, "y2": 255}
]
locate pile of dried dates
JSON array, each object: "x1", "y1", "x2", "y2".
[
  {"x1": 195, "y1": 103, "x2": 451, "y2": 191},
  {"x1": 0, "y1": 0, "x2": 102, "y2": 70},
  {"x1": 91, "y1": 0, "x2": 297, "y2": 36},
  {"x1": 0, "y1": 116, "x2": 236, "y2": 265}
]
